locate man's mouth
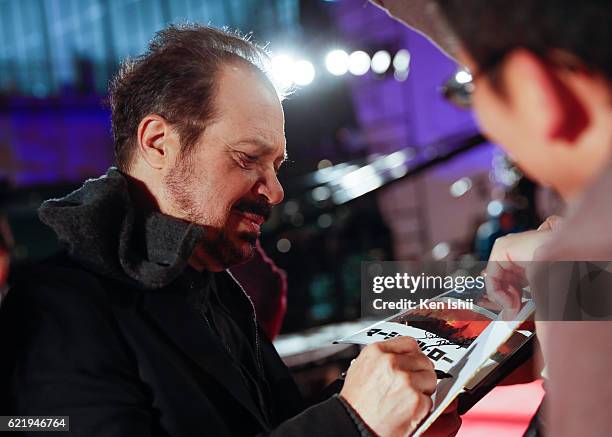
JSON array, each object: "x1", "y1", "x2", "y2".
[
  {"x1": 232, "y1": 209, "x2": 265, "y2": 232},
  {"x1": 231, "y1": 196, "x2": 272, "y2": 233}
]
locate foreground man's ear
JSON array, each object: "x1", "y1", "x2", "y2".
[
  {"x1": 136, "y1": 114, "x2": 176, "y2": 170},
  {"x1": 503, "y1": 49, "x2": 590, "y2": 144}
]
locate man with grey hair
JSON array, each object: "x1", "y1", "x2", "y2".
[{"x1": 0, "y1": 25, "x2": 458, "y2": 436}]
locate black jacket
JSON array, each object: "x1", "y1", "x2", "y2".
[{"x1": 0, "y1": 168, "x2": 362, "y2": 436}]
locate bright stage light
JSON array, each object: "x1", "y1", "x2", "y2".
[
  {"x1": 455, "y1": 69, "x2": 473, "y2": 84},
  {"x1": 393, "y1": 49, "x2": 411, "y2": 72},
  {"x1": 270, "y1": 54, "x2": 295, "y2": 88},
  {"x1": 292, "y1": 60, "x2": 315, "y2": 86},
  {"x1": 325, "y1": 49, "x2": 349, "y2": 76},
  {"x1": 348, "y1": 50, "x2": 371, "y2": 76},
  {"x1": 371, "y1": 50, "x2": 391, "y2": 74}
]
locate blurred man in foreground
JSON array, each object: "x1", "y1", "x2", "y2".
[
  {"x1": 0, "y1": 25, "x2": 456, "y2": 436},
  {"x1": 374, "y1": 0, "x2": 612, "y2": 435}
]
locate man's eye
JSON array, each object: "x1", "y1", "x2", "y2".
[{"x1": 237, "y1": 152, "x2": 258, "y2": 168}]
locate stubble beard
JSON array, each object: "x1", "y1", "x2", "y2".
[{"x1": 163, "y1": 157, "x2": 256, "y2": 269}]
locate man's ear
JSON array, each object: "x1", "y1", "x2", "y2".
[
  {"x1": 136, "y1": 114, "x2": 177, "y2": 170},
  {"x1": 503, "y1": 49, "x2": 589, "y2": 144}
]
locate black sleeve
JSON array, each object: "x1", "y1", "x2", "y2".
[
  {"x1": 0, "y1": 270, "x2": 154, "y2": 437},
  {"x1": 265, "y1": 395, "x2": 371, "y2": 437},
  {"x1": 254, "y1": 326, "x2": 372, "y2": 437}
]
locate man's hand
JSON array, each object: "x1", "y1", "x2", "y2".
[
  {"x1": 485, "y1": 216, "x2": 562, "y2": 318},
  {"x1": 340, "y1": 336, "x2": 436, "y2": 437}
]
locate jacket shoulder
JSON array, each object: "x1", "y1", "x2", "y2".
[
  {"x1": 0, "y1": 254, "x2": 149, "y2": 421},
  {"x1": 8, "y1": 252, "x2": 139, "y2": 310},
  {"x1": 0, "y1": 252, "x2": 140, "y2": 366}
]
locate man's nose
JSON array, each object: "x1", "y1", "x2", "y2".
[{"x1": 255, "y1": 171, "x2": 284, "y2": 205}]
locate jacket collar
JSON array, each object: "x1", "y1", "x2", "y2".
[{"x1": 38, "y1": 167, "x2": 205, "y2": 290}]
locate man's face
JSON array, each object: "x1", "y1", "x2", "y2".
[
  {"x1": 163, "y1": 62, "x2": 286, "y2": 268},
  {"x1": 459, "y1": 50, "x2": 612, "y2": 199},
  {"x1": 458, "y1": 52, "x2": 555, "y2": 187}
]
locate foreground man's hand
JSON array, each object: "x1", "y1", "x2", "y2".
[
  {"x1": 485, "y1": 216, "x2": 562, "y2": 318},
  {"x1": 340, "y1": 336, "x2": 437, "y2": 437}
]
